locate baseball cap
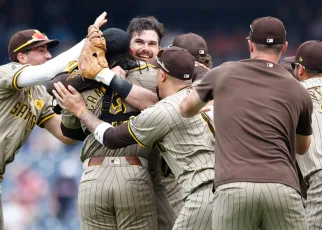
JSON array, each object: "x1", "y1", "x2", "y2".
[
  {"x1": 173, "y1": 33, "x2": 208, "y2": 56},
  {"x1": 103, "y1": 28, "x2": 129, "y2": 59},
  {"x1": 8, "y1": 29, "x2": 59, "y2": 61},
  {"x1": 284, "y1": 40, "x2": 322, "y2": 71},
  {"x1": 247, "y1": 16, "x2": 286, "y2": 45},
  {"x1": 150, "y1": 46, "x2": 195, "y2": 80}
]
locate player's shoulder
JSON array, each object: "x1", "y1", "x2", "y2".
[
  {"x1": 0, "y1": 62, "x2": 28, "y2": 77},
  {"x1": 128, "y1": 61, "x2": 158, "y2": 74}
]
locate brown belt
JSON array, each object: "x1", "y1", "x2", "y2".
[{"x1": 88, "y1": 156, "x2": 142, "y2": 166}]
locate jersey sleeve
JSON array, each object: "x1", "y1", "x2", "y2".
[
  {"x1": 0, "y1": 63, "x2": 29, "y2": 92},
  {"x1": 195, "y1": 67, "x2": 218, "y2": 102},
  {"x1": 37, "y1": 86, "x2": 56, "y2": 127},
  {"x1": 296, "y1": 92, "x2": 313, "y2": 136},
  {"x1": 128, "y1": 103, "x2": 171, "y2": 147},
  {"x1": 61, "y1": 110, "x2": 82, "y2": 129}
]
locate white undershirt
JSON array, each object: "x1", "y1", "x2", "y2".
[{"x1": 17, "y1": 39, "x2": 85, "y2": 87}]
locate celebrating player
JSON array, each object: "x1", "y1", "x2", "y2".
[
  {"x1": 179, "y1": 16, "x2": 312, "y2": 229},
  {"x1": 0, "y1": 12, "x2": 107, "y2": 229}
]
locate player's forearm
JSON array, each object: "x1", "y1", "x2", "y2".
[
  {"x1": 78, "y1": 108, "x2": 136, "y2": 149},
  {"x1": 180, "y1": 88, "x2": 207, "y2": 118},
  {"x1": 125, "y1": 85, "x2": 158, "y2": 110},
  {"x1": 17, "y1": 39, "x2": 85, "y2": 87},
  {"x1": 78, "y1": 108, "x2": 105, "y2": 134},
  {"x1": 95, "y1": 70, "x2": 158, "y2": 110}
]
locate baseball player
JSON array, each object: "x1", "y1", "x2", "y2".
[
  {"x1": 158, "y1": 32, "x2": 213, "y2": 215},
  {"x1": 53, "y1": 46, "x2": 215, "y2": 230},
  {"x1": 48, "y1": 27, "x2": 176, "y2": 229},
  {"x1": 179, "y1": 16, "x2": 312, "y2": 229},
  {"x1": 284, "y1": 40, "x2": 322, "y2": 230},
  {"x1": 0, "y1": 12, "x2": 107, "y2": 229}
]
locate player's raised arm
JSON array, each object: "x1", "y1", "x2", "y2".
[{"x1": 14, "y1": 12, "x2": 108, "y2": 88}]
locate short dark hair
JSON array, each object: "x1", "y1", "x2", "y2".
[
  {"x1": 253, "y1": 43, "x2": 284, "y2": 55},
  {"x1": 195, "y1": 54, "x2": 212, "y2": 68},
  {"x1": 127, "y1": 16, "x2": 165, "y2": 43},
  {"x1": 306, "y1": 68, "x2": 322, "y2": 77},
  {"x1": 107, "y1": 52, "x2": 136, "y2": 70}
]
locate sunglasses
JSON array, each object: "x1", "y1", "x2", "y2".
[
  {"x1": 290, "y1": 63, "x2": 305, "y2": 70},
  {"x1": 156, "y1": 49, "x2": 170, "y2": 72},
  {"x1": 14, "y1": 30, "x2": 48, "y2": 53}
]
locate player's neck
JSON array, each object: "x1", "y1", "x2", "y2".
[{"x1": 251, "y1": 54, "x2": 280, "y2": 64}]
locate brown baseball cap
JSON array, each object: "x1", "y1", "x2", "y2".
[
  {"x1": 173, "y1": 33, "x2": 208, "y2": 56},
  {"x1": 247, "y1": 16, "x2": 286, "y2": 45},
  {"x1": 284, "y1": 40, "x2": 322, "y2": 71},
  {"x1": 150, "y1": 46, "x2": 195, "y2": 80},
  {"x1": 8, "y1": 29, "x2": 60, "y2": 61}
]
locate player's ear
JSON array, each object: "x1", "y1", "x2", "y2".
[
  {"x1": 248, "y1": 40, "x2": 254, "y2": 53},
  {"x1": 16, "y1": 53, "x2": 28, "y2": 64},
  {"x1": 281, "y1": 41, "x2": 288, "y2": 54},
  {"x1": 160, "y1": 70, "x2": 167, "y2": 82}
]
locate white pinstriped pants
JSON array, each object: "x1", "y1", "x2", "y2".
[
  {"x1": 306, "y1": 170, "x2": 322, "y2": 230},
  {"x1": 78, "y1": 157, "x2": 158, "y2": 230},
  {"x1": 212, "y1": 182, "x2": 308, "y2": 230}
]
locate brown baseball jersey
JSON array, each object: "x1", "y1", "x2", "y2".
[
  {"x1": 0, "y1": 62, "x2": 55, "y2": 176},
  {"x1": 196, "y1": 59, "x2": 312, "y2": 193},
  {"x1": 196, "y1": 59, "x2": 312, "y2": 230}
]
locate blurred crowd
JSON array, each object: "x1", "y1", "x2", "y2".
[{"x1": 1, "y1": 0, "x2": 322, "y2": 229}]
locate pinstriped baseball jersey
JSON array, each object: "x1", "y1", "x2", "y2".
[
  {"x1": 129, "y1": 87, "x2": 215, "y2": 196},
  {"x1": 62, "y1": 64, "x2": 176, "y2": 229},
  {"x1": 0, "y1": 62, "x2": 55, "y2": 175},
  {"x1": 79, "y1": 64, "x2": 158, "y2": 161},
  {"x1": 297, "y1": 78, "x2": 322, "y2": 179}
]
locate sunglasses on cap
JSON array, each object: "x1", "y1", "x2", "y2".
[
  {"x1": 290, "y1": 63, "x2": 301, "y2": 70},
  {"x1": 14, "y1": 30, "x2": 49, "y2": 53},
  {"x1": 156, "y1": 49, "x2": 170, "y2": 72}
]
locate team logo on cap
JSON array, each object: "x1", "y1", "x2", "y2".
[
  {"x1": 32, "y1": 30, "x2": 48, "y2": 40},
  {"x1": 267, "y1": 38, "x2": 274, "y2": 43},
  {"x1": 299, "y1": 57, "x2": 303, "y2": 62},
  {"x1": 184, "y1": 74, "x2": 190, "y2": 79},
  {"x1": 199, "y1": 50, "x2": 205, "y2": 55}
]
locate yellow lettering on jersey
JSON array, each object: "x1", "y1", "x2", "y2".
[
  {"x1": 34, "y1": 99, "x2": 44, "y2": 110},
  {"x1": 308, "y1": 86, "x2": 322, "y2": 101},
  {"x1": 17, "y1": 104, "x2": 29, "y2": 118},
  {"x1": 87, "y1": 96, "x2": 98, "y2": 105},
  {"x1": 10, "y1": 102, "x2": 21, "y2": 114},
  {"x1": 10, "y1": 102, "x2": 37, "y2": 129},
  {"x1": 111, "y1": 93, "x2": 126, "y2": 114},
  {"x1": 93, "y1": 87, "x2": 105, "y2": 98}
]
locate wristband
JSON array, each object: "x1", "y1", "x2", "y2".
[
  {"x1": 94, "y1": 122, "x2": 113, "y2": 145},
  {"x1": 110, "y1": 75, "x2": 133, "y2": 99},
  {"x1": 94, "y1": 68, "x2": 115, "y2": 86}
]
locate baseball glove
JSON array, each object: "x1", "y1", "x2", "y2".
[{"x1": 70, "y1": 25, "x2": 108, "y2": 79}]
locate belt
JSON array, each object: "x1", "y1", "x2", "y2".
[
  {"x1": 0, "y1": 176, "x2": 3, "y2": 183},
  {"x1": 88, "y1": 156, "x2": 143, "y2": 166}
]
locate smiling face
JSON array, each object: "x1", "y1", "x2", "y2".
[
  {"x1": 129, "y1": 30, "x2": 160, "y2": 62},
  {"x1": 17, "y1": 45, "x2": 52, "y2": 65}
]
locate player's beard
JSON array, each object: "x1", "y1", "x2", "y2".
[
  {"x1": 134, "y1": 49, "x2": 154, "y2": 62},
  {"x1": 156, "y1": 86, "x2": 162, "y2": 101}
]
